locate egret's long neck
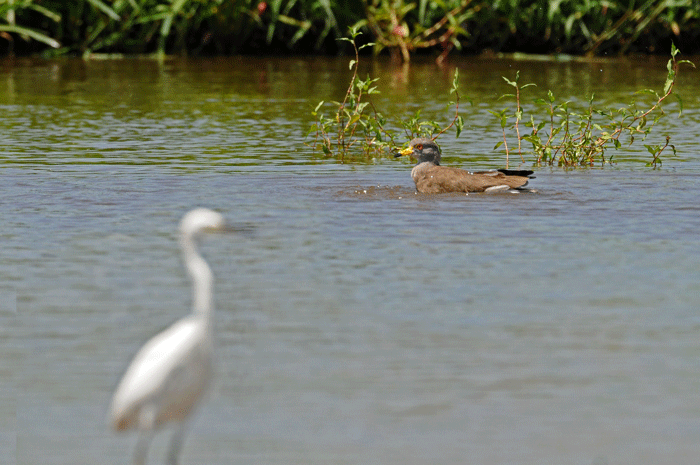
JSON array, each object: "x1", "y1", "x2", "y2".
[{"x1": 182, "y1": 234, "x2": 213, "y2": 320}]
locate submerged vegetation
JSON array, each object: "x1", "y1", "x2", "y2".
[
  {"x1": 1, "y1": 1, "x2": 700, "y2": 58},
  {"x1": 307, "y1": 31, "x2": 695, "y2": 167}
]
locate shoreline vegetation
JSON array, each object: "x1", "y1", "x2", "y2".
[{"x1": 1, "y1": 1, "x2": 699, "y2": 60}]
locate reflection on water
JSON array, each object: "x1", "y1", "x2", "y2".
[
  {"x1": 2, "y1": 56, "x2": 700, "y2": 465},
  {"x1": 3, "y1": 54, "x2": 699, "y2": 167}
]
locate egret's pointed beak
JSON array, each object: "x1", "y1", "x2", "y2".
[{"x1": 221, "y1": 223, "x2": 256, "y2": 237}]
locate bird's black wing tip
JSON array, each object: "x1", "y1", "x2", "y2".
[{"x1": 498, "y1": 169, "x2": 535, "y2": 178}]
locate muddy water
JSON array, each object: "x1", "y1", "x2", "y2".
[{"x1": 2, "y1": 55, "x2": 700, "y2": 465}]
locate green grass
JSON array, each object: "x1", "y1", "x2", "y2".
[{"x1": 1, "y1": 0, "x2": 699, "y2": 57}]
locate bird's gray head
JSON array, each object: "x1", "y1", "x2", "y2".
[
  {"x1": 398, "y1": 138, "x2": 442, "y2": 165},
  {"x1": 180, "y1": 208, "x2": 226, "y2": 239}
]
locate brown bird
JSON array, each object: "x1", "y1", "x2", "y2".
[{"x1": 398, "y1": 138, "x2": 535, "y2": 194}]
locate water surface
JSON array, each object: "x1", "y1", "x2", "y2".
[{"x1": 2, "y1": 55, "x2": 700, "y2": 465}]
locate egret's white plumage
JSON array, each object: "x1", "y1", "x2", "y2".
[{"x1": 109, "y1": 208, "x2": 225, "y2": 465}]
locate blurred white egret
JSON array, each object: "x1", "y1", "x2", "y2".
[{"x1": 109, "y1": 208, "x2": 226, "y2": 465}]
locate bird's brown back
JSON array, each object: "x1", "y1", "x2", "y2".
[{"x1": 412, "y1": 164, "x2": 530, "y2": 194}]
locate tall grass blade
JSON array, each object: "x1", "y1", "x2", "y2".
[
  {"x1": 419, "y1": 0, "x2": 429, "y2": 24},
  {"x1": 159, "y1": 0, "x2": 189, "y2": 55},
  {"x1": 26, "y1": 4, "x2": 61, "y2": 23},
  {"x1": 85, "y1": 0, "x2": 121, "y2": 21},
  {"x1": 0, "y1": 24, "x2": 60, "y2": 48}
]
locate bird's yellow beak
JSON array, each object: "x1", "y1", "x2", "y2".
[{"x1": 397, "y1": 146, "x2": 413, "y2": 158}]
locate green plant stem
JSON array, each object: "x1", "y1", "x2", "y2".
[
  {"x1": 501, "y1": 128, "x2": 510, "y2": 167},
  {"x1": 591, "y1": 57, "x2": 676, "y2": 155},
  {"x1": 649, "y1": 135, "x2": 671, "y2": 167},
  {"x1": 514, "y1": 82, "x2": 524, "y2": 163},
  {"x1": 432, "y1": 90, "x2": 460, "y2": 140}
]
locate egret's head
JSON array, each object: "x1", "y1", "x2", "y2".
[
  {"x1": 180, "y1": 208, "x2": 226, "y2": 239},
  {"x1": 397, "y1": 138, "x2": 442, "y2": 165}
]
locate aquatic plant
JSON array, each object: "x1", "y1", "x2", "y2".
[
  {"x1": 494, "y1": 44, "x2": 696, "y2": 167},
  {"x1": 307, "y1": 27, "x2": 394, "y2": 161},
  {"x1": 399, "y1": 68, "x2": 466, "y2": 140},
  {"x1": 309, "y1": 34, "x2": 694, "y2": 168},
  {"x1": 307, "y1": 28, "x2": 465, "y2": 161}
]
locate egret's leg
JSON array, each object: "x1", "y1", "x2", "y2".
[
  {"x1": 166, "y1": 422, "x2": 188, "y2": 465},
  {"x1": 134, "y1": 405, "x2": 157, "y2": 465},
  {"x1": 132, "y1": 430, "x2": 154, "y2": 465}
]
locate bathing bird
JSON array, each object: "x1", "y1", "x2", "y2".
[
  {"x1": 398, "y1": 137, "x2": 535, "y2": 194},
  {"x1": 109, "y1": 208, "x2": 227, "y2": 465}
]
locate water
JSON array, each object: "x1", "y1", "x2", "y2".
[{"x1": 2, "y1": 55, "x2": 700, "y2": 465}]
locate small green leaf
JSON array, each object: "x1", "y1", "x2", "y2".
[
  {"x1": 348, "y1": 60, "x2": 356, "y2": 70},
  {"x1": 502, "y1": 76, "x2": 516, "y2": 87},
  {"x1": 674, "y1": 94, "x2": 684, "y2": 116},
  {"x1": 346, "y1": 114, "x2": 361, "y2": 128},
  {"x1": 493, "y1": 141, "x2": 504, "y2": 150},
  {"x1": 635, "y1": 89, "x2": 656, "y2": 96},
  {"x1": 664, "y1": 76, "x2": 673, "y2": 95},
  {"x1": 664, "y1": 55, "x2": 675, "y2": 94}
]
